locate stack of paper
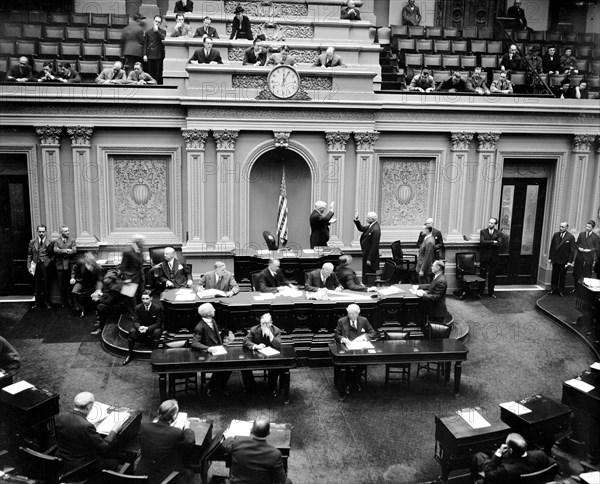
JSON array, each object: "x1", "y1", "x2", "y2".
[
  {"x1": 499, "y1": 401, "x2": 532, "y2": 416},
  {"x1": 87, "y1": 401, "x2": 111, "y2": 425},
  {"x1": 378, "y1": 286, "x2": 404, "y2": 296},
  {"x1": 345, "y1": 340, "x2": 374, "y2": 350},
  {"x1": 565, "y1": 379, "x2": 595, "y2": 393},
  {"x1": 456, "y1": 408, "x2": 491, "y2": 429},
  {"x1": 209, "y1": 346, "x2": 228, "y2": 356},
  {"x1": 258, "y1": 346, "x2": 280, "y2": 356},
  {"x1": 2, "y1": 380, "x2": 34, "y2": 395},
  {"x1": 227, "y1": 419, "x2": 253, "y2": 436}
]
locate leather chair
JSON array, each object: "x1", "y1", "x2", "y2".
[
  {"x1": 455, "y1": 252, "x2": 485, "y2": 299},
  {"x1": 384, "y1": 331, "x2": 411, "y2": 387},
  {"x1": 416, "y1": 323, "x2": 452, "y2": 381},
  {"x1": 19, "y1": 446, "x2": 98, "y2": 484},
  {"x1": 250, "y1": 271, "x2": 263, "y2": 292},
  {"x1": 375, "y1": 260, "x2": 397, "y2": 286},
  {"x1": 263, "y1": 231, "x2": 278, "y2": 251},
  {"x1": 391, "y1": 240, "x2": 416, "y2": 283},
  {"x1": 519, "y1": 462, "x2": 559, "y2": 483}
]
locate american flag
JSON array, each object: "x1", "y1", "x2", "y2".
[{"x1": 276, "y1": 165, "x2": 288, "y2": 247}]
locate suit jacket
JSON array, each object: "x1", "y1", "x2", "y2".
[
  {"x1": 549, "y1": 231, "x2": 576, "y2": 265},
  {"x1": 133, "y1": 302, "x2": 163, "y2": 333},
  {"x1": 223, "y1": 436, "x2": 288, "y2": 484},
  {"x1": 200, "y1": 270, "x2": 239, "y2": 294},
  {"x1": 438, "y1": 78, "x2": 469, "y2": 92},
  {"x1": 191, "y1": 318, "x2": 227, "y2": 350},
  {"x1": 190, "y1": 48, "x2": 223, "y2": 64},
  {"x1": 334, "y1": 315, "x2": 376, "y2": 342},
  {"x1": 417, "y1": 228, "x2": 444, "y2": 259},
  {"x1": 305, "y1": 269, "x2": 341, "y2": 292},
  {"x1": 144, "y1": 28, "x2": 166, "y2": 59},
  {"x1": 256, "y1": 267, "x2": 291, "y2": 293},
  {"x1": 230, "y1": 15, "x2": 253, "y2": 40},
  {"x1": 157, "y1": 259, "x2": 192, "y2": 288},
  {"x1": 71, "y1": 261, "x2": 103, "y2": 291},
  {"x1": 53, "y1": 236, "x2": 76, "y2": 270},
  {"x1": 576, "y1": 231, "x2": 600, "y2": 264},
  {"x1": 120, "y1": 22, "x2": 144, "y2": 57},
  {"x1": 136, "y1": 420, "x2": 195, "y2": 484},
  {"x1": 174, "y1": 0, "x2": 194, "y2": 13},
  {"x1": 309, "y1": 209, "x2": 334, "y2": 248},
  {"x1": 55, "y1": 410, "x2": 117, "y2": 471},
  {"x1": 340, "y1": 6, "x2": 361, "y2": 20},
  {"x1": 59, "y1": 69, "x2": 82, "y2": 83},
  {"x1": 119, "y1": 245, "x2": 144, "y2": 284},
  {"x1": 480, "y1": 228, "x2": 504, "y2": 263},
  {"x1": 402, "y1": 5, "x2": 421, "y2": 25},
  {"x1": 500, "y1": 53, "x2": 522, "y2": 71},
  {"x1": 0, "y1": 336, "x2": 20, "y2": 377},
  {"x1": 7, "y1": 64, "x2": 32, "y2": 81},
  {"x1": 542, "y1": 53, "x2": 561, "y2": 73},
  {"x1": 193, "y1": 25, "x2": 219, "y2": 39},
  {"x1": 27, "y1": 237, "x2": 53, "y2": 270},
  {"x1": 335, "y1": 265, "x2": 367, "y2": 291},
  {"x1": 243, "y1": 47, "x2": 267, "y2": 65},
  {"x1": 127, "y1": 70, "x2": 157, "y2": 84},
  {"x1": 95, "y1": 68, "x2": 127, "y2": 83},
  {"x1": 243, "y1": 324, "x2": 282, "y2": 350},
  {"x1": 418, "y1": 274, "x2": 447, "y2": 319},
  {"x1": 483, "y1": 450, "x2": 550, "y2": 484},
  {"x1": 416, "y1": 236, "x2": 435, "y2": 275},
  {"x1": 507, "y1": 5, "x2": 527, "y2": 28},
  {"x1": 354, "y1": 220, "x2": 381, "y2": 268},
  {"x1": 267, "y1": 53, "x2": 295, "y2": 66},
  {"x1": 170, "y1": 23, "x2": 192, "y2": 37},
  {"x1": 313, "y1": 53, "x2": 346, "y2": 68}
]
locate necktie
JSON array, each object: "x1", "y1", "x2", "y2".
[
  {"x1": 561, "y1": 232, "x2": 564, "y2": 239},
  {"x1": 216, "y1": 275, "x2": 220, "y2": 285},
  {"x1": 351, "y1": 320, "x2": 357, "y2": 330},
  {"x1": 145, "y1": 305, "x2": 150, "y2": 311}
]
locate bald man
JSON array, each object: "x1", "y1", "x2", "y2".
[
  {"x1": 305, "y1": 262, "x2": 343, "y2": 292},
  {"x1": 309, "y1": 200, "x2": 335, "y2": 248},
  {"x1": 313, "y1": 47, "x2": 346, "y2": 68},
  {"x1": 354, "y1": 211, "x2": 381, "y2": 284}
]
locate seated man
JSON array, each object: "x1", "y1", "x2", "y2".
[
  {"x1": 334, "y1": 304, "x2": 376, "y2": 395},
  {"x1": 267, "y1": 45, "x2": 296, "y2": 66},
  {"x1": 242, "y1": 313, "x2": 283, "y2": 396},
  {"x1": 127, "y1": 62, "x2": 157, "y2": 85},
  {"x1": 71, "y1": 251, "x2": 103, "y2": 319},
  {"x1": 335, "y1": 255, "x2": 376, "y2": 292},
  {"x1": 191, "y1": 303, "x2": 235, "y2": 396},
  {"x1": 437, "y1": 72, "x2": 468, "y2": 92},
  {"x1": 469, "y1": 66, "x2": 490, "y2": 95},
  {"x1": 243, "y1": 38, "x2": 267, "y2": 66},
  {"x1": 255, "y1": 259, "x2": 294, "y2": 293},
  {"x1": 55, "y1": 392, "x2": 122, "y2": 475},
  {"x1": 305, "y1": 262, "x2": 343, "y2": 292},
  {"x1": 136, "y1": 399, "x2": 195, "y2": 484},
  {"x1": 189, "y1": 36, "x2": 223, "y2": 64},
  {"x1": 123, "y1": 290, "x2": 163, "y2": 365},
  {"x1": 155, "y1": 247, "x2": 192, "y2": 291},
  {"x1": 223, "y1": 416, "x2": 292, "y2": 484},
  {"x1": 560, "y1": 47, "x2": 578, "y2": 75},
  {"x1": 6, "y1": 56, "x2": 33, "y2": 82},
  {"x1": 57, "y1": 62, "x2": 82, "y2": 83},
  {"x1": 169, "y1": 12, "x2": 192, "y2": 37},
  {"x1": 414, "y1": 260, "x2": 447, "y2": 322},
  {"x1": 92, "y1": 270, "x2": 131, "y2": 336},
  {"x1": 0, "y1": 336, "x2": 20, "y2": 387},
  {"x1": 38, "y1": 62, "x2": 60, "y2": 82},
  {"x1": 96, "y1": 61, "x2": 127, "y2": 84},
  {"x1": 230, "y1": 6, "x2": 253, "y2": 40},
  {"x1": 199, "y1": 261, "x2": 239, "y2": 296},
  {"x1": 313, "y1": 47, "x2": 347, "y2": 68},
  {"x1": 500, "y1": 44, "x2": 522, "y2": 73},
  {"x1": 490, "y1": 72, "x2": 514, "y2": 94},
  {"x1": 472, "y1": 432, "x2": 551, "y2": 483},
  {"x1": 341, "y1": 0, "x2": 361, "y2": 20},
  {"x1": 408, "y1": 69, "x2": 434, "y2": 92},
  {"x1": 194, "y1": 16, "x2": 219, "y2": 39}
]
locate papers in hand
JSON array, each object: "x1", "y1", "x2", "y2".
[
  {"x1": 120, "y1": 282, "x2": 138, "y2": 298},
  {"x1": 197, "y1": 289, "x2": 226, "y2": 299},
  {"x1": 565, "y1": 379, "x2": 595, "y2": 393},
  {"x1": 456, "y1": 408, "x2": 491, "y2": 429},
  {"x1": 499, "y1": 401, "x2": 532, "y2": 416},
  {"x1": 258, "y1": 346, "x2": 280, "y2": 356},
  {"x1": 87, "y1": 401, "x2": 111, "y2": 424},
  {"x1": 344, "y1": 340, "x2": 374, "y2": 350},
  {"x1": 227, "y1": 419, "x2": 253, "y2": 437},
  {"x1": 2, "y1": 380, "x2": 34, "y2": 395},
  {"x1": 209, "y1": 345, "x2": 227, "y2": 356},
  {"x1": 173, "y1": 412, "x2": 188, "y2": 430}
]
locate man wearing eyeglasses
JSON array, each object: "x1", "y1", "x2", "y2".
[{"x1": 6, "y1": 56, "x2": 33, "y2": 82}]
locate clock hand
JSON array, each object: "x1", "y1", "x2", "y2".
[{"x1": 282, "y1": 71, "x2": 289, "y2": 84}]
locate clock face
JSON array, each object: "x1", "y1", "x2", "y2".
[{"x1": 267, "y1": 65, "x2": 300, "y2": 99}]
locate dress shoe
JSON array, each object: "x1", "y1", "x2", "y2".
[
  {"x1": 122, "y1": 355, "x2": 132, "y2": 366},
  {"x1": 90, "y1": 328, "x2": 101, "y2": 335},
  {"x1": 79, "y1": 310, "x2": 85, "y2": 319},
  {"x1": 489, "y1": 294, "x2": 497, "y2": 299},
  {"x1": 559, "y1": 292, "x2": 564, "y2": 297}
]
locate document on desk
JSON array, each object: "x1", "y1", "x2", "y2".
[
  {"x1": 175, "y1": 290, "x2": 197, "y2": 301},
  {"x1": 258, "y1": 346, "x2": 280, "y2": 356},
  {"x1": 96, "y1": 409, "x2": 131, "y2": 435},
  {"x1": 456, "y1": 408, "x2": 491, "y2": 429},
  {"x1": 565, "y1": 379, "x2": 595, "y2": 393},
  {"x1": 279, "y1": 287, "x2": 304, "y2": 298},
  {"x1": 227, "y1": 419, "x2": 253, "y2": 436},
  {"x1": 173, "y1": 412, "x2": 188, "y2": 430},
  {"x1": 377, "y1": 286, "x2": 404, "y2": 296},
  {"x1": 210, "y1": 345, "x2": 228, "y2": 356},
  {"x1": 87, "y1": 401, "x2": 112, "y2": 425},
  {"x1": 499, "y1": 401, "x2": 532, "y2": 416},
  {"x1": 254, "y1": 293, "x2": 276, "y2": 301},
  {"x1": 345, "y1": 340, "x2": 375, "y2": 350},
  {"x1": 197, "y1": 289, "x2": 226, "y2": 299},
  {"x1": 590, "y1": 362, "x2": 600, "y2": 371},
  {"x1": 2, "y1": 380, "x2": 34, "y2": 395}
]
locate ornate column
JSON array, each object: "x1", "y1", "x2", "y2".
[
  {"x1": 66, "y1": 126, "x2": 97, "y2": 247},
  {"x1": 352, "y1": 131, "x2": 379, "y2": 247},
  {"x1": 472, "y1": 132, "x2": 501, "y2": 238},
  {"x1": 445, "y1": 132, "x2": 474, "y2": 242},
  {"x1": 181, "y1": 129, "x2": 209, "y2": 252},
  {"x1": 325, "y1": 131, "x2": 351, "y2": 247},
  {"x1": 595, "y1": 138, "x2": 600, "y2": 227},
  {"x1": 570, "y1": 134, "x2": 595, "y2": 229},
  {"x1": 35, "y1": 126, "x2": 63, "y2": 239},
  {"x1": 213, "y1": 129, "x2": 239, "y2": 251}
]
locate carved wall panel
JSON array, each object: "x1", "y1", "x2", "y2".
[
  {"x1": 232, "y1": 75, "x2": 332, "y2": 90},
  {"x1": 229, "y1": 47, "x2": 318, "y2": 63},
  {"x1": 224, "y1": 2, "x2": 309, "y2": 17},
  {"x1": 225, "y1": 23, "x2": 314, "y2": 40}
]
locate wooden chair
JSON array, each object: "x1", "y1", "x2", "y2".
[
  {"x1": 519, "y1": 462, "x2": 559, "y2": 483},
  {"x1": 111, "y1": 14, "x2": 130, "y2": 28},
  {"x1": 374, "y1": 260, "x2": 397, "y2": 287},
  {"x1": 455, "y1": 252, "x2": 485, "y2": 299},
  {"x1": 391, "y1": 240, "x2": 416, "y2": 283},
  {"x1": 416, "y1": 323, "x2": 452, "y2": 381},
  {"x1": 384, "y1": 331, "x2": 411, "y2": 387},
  {"x1": 19, "y1": 446, "x2": 98, "y2": 484}
]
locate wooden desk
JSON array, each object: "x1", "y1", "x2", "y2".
[
  {"x1": 184, "y1": 418, "x2": 213, "y2": 484},
  {"x1": 328, "y1": 339, "x2": 468, "y2": 397},
  {"x1": 435, "y1": 408, "x2": 511, "y2": 483},
  {"x1": 151, "y1": 346, "x2": 297, "y2": 404}
]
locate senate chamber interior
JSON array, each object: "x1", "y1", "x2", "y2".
[{"x1": 0, "y1": 0, "x2": 600, "y2": 483}]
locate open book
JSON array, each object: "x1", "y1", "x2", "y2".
[
  {"x1": 87, "y1": 401, "x2": 131, "y2": 435},
  {"x1": 344, "y1": 339, "x2": 374, "y2": 350},
  {"x1": 197, "y1": 288, "x2": 227, "y2": 298}
]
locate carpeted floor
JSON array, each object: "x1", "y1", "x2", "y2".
[{"x1": 0, "y1": 292, "x2": 595, "y2": 484}]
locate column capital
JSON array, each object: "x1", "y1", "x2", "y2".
[
  {"x1": 35, "y1": 126, "x2": 62, "y2": 146},
  {"x1": 450, "y1": 132, "x2": 474, "y2": 151},
  {"x1": 325, "y1": 131, "x2": 351, "y2": 152},
  {"x1": 213, "y1": 129, "x2": 239, "y2": 151},
  {"x1": 66, "y1": 126, "x2": 93, "y2": 147},
  {"x1": 476, "y1": 132, "x2": 501, "y2": 152},
  {"x1": 274, "y1": 131, "x2": 291, "y2": 149},
  {"x1": 572, "y1": 134, "x2": 595, "y2": 153},
  {"x1": 353, "y1": 131, "x2": 379, "y2": 152},
  {"x1": 181, "y1": 129, "x2": 209, "y2": 151}
]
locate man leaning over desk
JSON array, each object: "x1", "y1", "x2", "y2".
[
  {"x1": 199, "y1": 261, "x2": 239, "y2": 297},
  {"x1": 305, "y1": 262, "x2": 343, "y2": 292},
  {"x1": 255, "y1": 259, "x2": 294, "y2": 293}
]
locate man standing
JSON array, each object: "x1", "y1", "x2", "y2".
[
  {"x1": 354, "y1": 211, "x2": 381, "y2": 284},
  {"x1": 402, "y1": 0, "x2": 421, "y2": 26},
  {"x1": 415, "y1": 260, "x2": 447, "y2": 322},
  {"x1": 53, "y1": 225, "x2": 77, "y2": 308},
  {"x1": 123, "y1": 290, "x2": 163, "y2": 365},
  {"x1": 335, "y1": 255, "x2": 376, "y2": 292},
  {"x1": 222, "y1": 416, "x2": 292, "y2": 484},
  {"x1": 27, "y1": 224, "x2": 53, "y2": 309},
  {"x1": 119, "y1": 234, "x2": 146, "y2": 314},
  {"x1": 230, "y1": 6, "x2": 253, "y2": 40},
  {"x1": 417, "y1": 217, "x2": 445, "y2": 260},
  {"x1": 155, "y1": 247, "x2": 192, "y2": 291},
  {"x1": 255, "y1": 259, "x2": 294, "y2": 293},
  {"x1": 573, "y1": 220, "x2": 600, "y2": 288},
  {"x1": 120, "y1": 13, "x2": 145, "y2": 72},
  {"x1": 143, "y1": 15, "x2": 166, "y2": 84},
  {"x1": 479, "y1": 217, "x2": 504, "y2": 298},
  {"x1": 309, "y1": 201, "x2": 335, "y2": 248},
  {"x1": 507, "y1": 0, "x2": 528, "y2": 29},
  {"x1": 548, "y1": 222, "x2": 576, "y2": 296},
  {"x1": 416, "y1": 226, "x2": 435, "y2": 284},
  {"x1": 199, "y1": 261, "x2": 239, "y2": 296},
  {"x1": 305, "y1": 262, "x2": 343, "y2": 292},
  {"x1": 71, "y1": 252, "x2": 103, "y2": 318},
  {"x1": 194, "y1": 16, "x2": 219, "y2": 39},
  {"x1": 92, "y1": 270, "x2": 130, "y2": 336}
]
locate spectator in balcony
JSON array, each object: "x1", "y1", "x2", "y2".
[
  {"x1": 437, "y1": 71, "x2": 468, "y2": 92},
  {"x1": 500, "y1": 44, "x2": 522, "y2": 74},
  {"x1": 313, "y1": 47, "x2": 347, "y2": 68},
  {"x1": 174, "y1": 0, "x2": 193, "y2": 13},
  {"x1": 170, "y1": 12, "x2": 192, "y2": 37},
  {"x1": 230, "y1": 6, "x2": 253, "y2": 41},
  {"x1": 243, "y1": 38, "x2": 267, "y2": 66},
  {"x1": 189, "y1": 36, "x2": 223, "y2": 64},
  {"x1": 551, "y1": 77, "x2": 571, "y2": 98},
  {"x1": 6, "y1": 57, "x2": 33, "y2": 82},
  {"x1": 525, "y1": 45, "x2": 543, "y2": 75},
  {"x1": 408, "y1": 68, "x2": 434, "y2": 92},
  {"x1": 194, "y1": 16, "x2": 219, "y2": 39},
  {"x1": 560, "y1": 47, "x2": 578, "y2": 75},
  {"x1": 341, "y1": 0, "x2": 361, "y2": 20},
  {"x1": 507, "y1": 0, "x2": 527, "y2": 29},
  {"x1": 542, "y1": 46, "x2": 561, "y2": 74},
  {"x1": 127, "y1": 62, "x2": 157, "y2": 84},
  {"x1": 57, "y1": 63, "x2": 81, "y2": 83},
  {"x1": 267, "y1": 45, "x2": 296, "y2": 66},
  {"x1": 491, "y1": 71, "x2": 514, "y2": 94},
  {"x1": 468, "y1": 66, "x2": 490, "y2": 95},
  {"x1": 121, "y1": 13, "x2": 145, "y2": 73},
  {"x1": 572, "y1": 79, "x2": 589, "y2": 99},
  {"x1": 96, "y1": 61, "x2": 127, "y2": 84},
  {"x1": 38, "y1": 62, "x2": 60, "y2": 83},
  {"x1": 144, "y1": 15, "x2": 166, "y2": 84},
  {"x1": 402, "y1": 0, "x2": 421, "y2": 26}
]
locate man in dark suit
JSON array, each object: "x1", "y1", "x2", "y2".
[
  {"x1": 189, "y1": 36, "x2": 223, "y2": 64},
  {"x1": 548, "y1": 221, "x2": 576, "y2": 296},
  {"x1": 55, "y1": 392, "x2": 121, "y2": 475},
  {"x1": 416, "y1": 226, "x2": 435, "y2": 284},
  {"x1": 71, "y1": 251, "x2": 103, "y2": 319},
  {"x1": 242, "y1": 314, "x2": 283, "y2": 396},
  {"x1": 309, "y1": 200, "x2": 335, "y2": 249},
  {"x1": 472, "y1": 433, "x2": 551, "y2": 483},
  {"x1": 243, "y1": 38, "x2": 268, "y2": 66},
  {"x1": 313, "y1": 47, "x2": 347, "y2": 68},
  {"x1": 334, "y1": 255, "x2": 376, "y2": 292},
  {"x1": 573, "y1": 220, "x2": 600, "y2": 288},
  {"x1": 507, "y1": 0, "x2": 528, "y2": 29},
  {"x1": 0, "y1": 336, "x2": 20, "y2": 388},
  {"x1": 155, "y1": 247, "x2": 193, "y2": 290},
  {"x1": 305, "y1": 263, "x2": 342, "y2": 292},
  {"x1": 27, "y1": 224, "x2": 53, "y2": 309},
  {"x1": 255, "y1": 259, "x2": 294, "y2": 293},
  {"x1": 415, "y1": 260, "x2": 447, "y2": 322},
  {"x1": 354, "y1": 211, "x2": 381, "y2": 284},
  {"x1": 417, "y1": 217, "x2": 445, "y2": 260},
  {"x1": 500, "y1": 44, "x2": 522, "y2": 73},
  {"x1": 193, "y1": 16, "x2": 219, "y2": 39},
  {"x1": 479, "y1": 217, "x2": 505, "y2": 298},
  {"x1": 542, "y1": 46, "x2": 561, "y2": 74},
  {"x1": 120, "y1": 13, "x2": 145, "y2": 72},
  {"x1": 6, "y1": 56, "x2": 33, "y2": 82},
  {"x1": 143, "y1": 15, "x2": 166, "y2": 84},
  {"x1": 119, "y1": 234, "x2": 146, "y2": 315},
  {"x1": 341, "y1": 0, "x2": 361, "y2": 20},
  {"x1": 173, "y1": 0, "x2": 193, "y2": 13},
  {"x1": 124, "y1": 290, "x2": 163, "y2": 365},
  {"x1": 199, "y1": 261, "x2": 239, "y2": 296},
  {"x1": 53, "y1": 225, "x2": 77, "y2": 308},
  {"x1": 230, "y1": 6, "x2": 253, "y2": 40},
  {"x1": 191, "y1": 303, "x2": 235, "y2": 395},
  {"x1": 334, "y1": 304, "x2": 376, "y2": 396},
  {"x1": 92, "y1": 270, "x2": 130, "y2": 335},
  {"x1": 136, "y1": 399, "x2": 195, "y2": 484}
]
